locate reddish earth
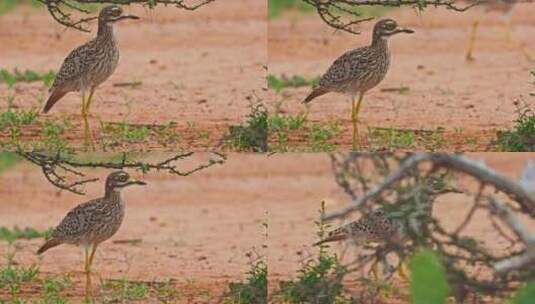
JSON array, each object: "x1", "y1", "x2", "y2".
[
  {"x1": 266, "y1": 152, "x2": 535, "y2": 302},
  {"x1": 0, "y1": 0, "x2": 266, "y2": 151},
  {"x1": 1, "y1": 153, "x2": 535, "y2": 302},
  {"x1": 268, "y1": 5, "x2": 535, "y2": 151},
  {"x1": 0, "y1": 153, "x2": 267, "y2": 303}
]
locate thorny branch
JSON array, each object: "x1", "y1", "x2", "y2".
[
  {"x1": 302, "y1": 0, "x2": 535, "y2": 35},
  {"x1": 17, "y1": 150, "x2": 226, "y2": 195},
  {"x1": 325, "y1": 153, "x2": 535, "y2": 300},
  {"x1": 35, "y1": 0, "x2": 216, "y2": 32}
]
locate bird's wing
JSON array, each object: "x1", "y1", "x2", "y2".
[
  {"x1": 319, "y1": 47, "x2": 373, "y2": 89},
  {"x1": 52, "y1": 197, "x2": 106, "y2": 239},
  {"x1": 49, "y1": 39, "x2": 97, "y2": 92}
]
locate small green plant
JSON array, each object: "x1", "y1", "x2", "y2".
[
  {"x1": 268, "y1": 0, "x2": 314, "y2": 18},
  {"x1": 267, "y1": 74, "x2": 319, "y2": 93},
  {"x1": 101, "y1": 279, "x2": 149, "y2": 302},
  {"x1": 0, "y1": 152, "x2": 19, "y2": 173},
  {"x1": 0, "y1": 99, "x2": 39, "y2": 132},
  {"x1": 510, "y1": 281, "x2": 535, "y2": 304},
  {"x1": 309, "y1": 122, "x2": 340, "y2": 152},
  {"x1": 40, "y1": 276, "x2": 72, "y2": 303},
  {"x1": 276, "y1": 202, "x2": 350, "y2": 304},
  {"x1": 224, "y1": 104, "x2": 268, "y2": 152},
  {"x1": 367, "y1": 127, "x2": 446, "y2": 151},
  {"x1": 0, "y1": 226, "x2": 52, "y2": 244},
  {"x1": 0, "y1": 0, "x2": 42, "y2": 15},
  {"x1": 268, "y1": 109, "x2": 340, "y2": 152},
  {"x1": 409, "y1": 249, "x2": 450, "y2": 304},
  {"x1": 226, "y1": 260, "x2": 267, "y2": 304},
  {"x1": 496, "y1": 107, "x2": 535, "y2": 152},
  {"x1": 0, "y1": 68, "x2": 56, "y2": 88},
  {"x1": 0, "y1": 263, "x2": 40, "y2": 299}
]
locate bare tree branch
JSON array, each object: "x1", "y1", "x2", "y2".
[
  {"x1": 489, "y1": 196, "x2": 535, "y2": 274},
  {"x1": 17, "y1": 150, "x2": 225, "y2": 195},
  {"x1": 303, "y1": 0, "x2": 535, "y2": 35},
  {"x1": 324, "y1": 153, "x2": 535, "y2": 221},
  {"x1": 324, "y1": 153, "x2": 535, "y2": 300},
  {"x1": 35, "y1": 0, "x2": 216, "y2": 31}
]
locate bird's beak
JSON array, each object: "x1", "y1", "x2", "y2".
[
  {"x1": 126, "y1": 180, "x2": 147, "y2": 186},
  {"x1": 394, "y1": 27, "x2": 414, "y2": 34},
  {"x1": 116, "y1": 14, "x2": 140, "y2": 21}
]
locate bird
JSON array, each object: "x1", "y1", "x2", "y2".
[
  {"x1": 42, "y1": 5, "x2": 140, "y2": 148},
  {"x1": 37, "y1": 171, "x2": 146, "y2": 300},
  {"x1": 303, "y1": 19, "x2": 414, "y2": 150},
  {"x1": 314, "y1": 208, "x2": 405, "y2": 279},
  {"x1": 465, "y1": 0, "x2": 532, "y2": 61}
]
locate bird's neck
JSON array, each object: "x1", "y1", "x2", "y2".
[
  {"x1": 97, "y1": 20, "x2": 115, "y2": 40},
  {"x1": 371, "y1": 35, "x2": 389, "y2": 50},
  {"x1": 105, "y1": 188, "x2": 122, "y2": 202}
]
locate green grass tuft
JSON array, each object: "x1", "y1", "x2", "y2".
[
  {"x1": 0, "y1": 68, "x2": 56, "y2": 88},
  {"x1": 409, "y1": 249, "x2": 450, "y2": 304},
  {"x1": 268, "y1": 74, "x2": 319, "y2": 93},
  {"x1": 496, "y1": 107, "x2": 535, "y2": 152},
  {"x1": 226, "y1": 261, "x2": 267, "y2": 304},
  {"x1": 269, "y1": 0, "x2": 314, "y2": 18},
  {"x1": 224, "y1": 104, "x2": 268, "y2": 152},
  {"x1": 0, "y1": 226, "x2": 53, "y2": 244}
]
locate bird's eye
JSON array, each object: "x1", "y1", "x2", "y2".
[{"x1": 384, "y1": 21, "x2": 396, "y2": 30}]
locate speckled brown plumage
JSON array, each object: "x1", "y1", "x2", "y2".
[
  {"x1": 304, "y1": 19, "x2": 413, "y2": 104},
  {"x1": 314, "y1": 209, "x2": 402, "y2": 246},
  {"x1": 43, "y1": 5, "x2": 139, "y2": 113},
  {"x1": 37, "y1": 171, "x2": 146, "y2": 254}
]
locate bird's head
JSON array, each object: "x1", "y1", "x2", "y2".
[
  {"x1": 105, "y1": 171, "x2": 146, "y2": 192},
  {"x1": 373, "y1": 19, "x2": 414, "y2": 40},
  {"x1": 99, "y1": 5, "x2": 140, "y2": 24}
]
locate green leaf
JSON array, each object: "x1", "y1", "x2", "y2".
[
  {"x1": 409, "y1": 249, "x2": 449, "y2": 304},
  {"x1": 510, "y1": 282, "x2": 535, "y2": 304}
]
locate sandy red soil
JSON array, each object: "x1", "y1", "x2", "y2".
[
  {"x1": 0, "y1": 153, "x2": 267, "y2": 303},
  {"x1": 1, "y1": 153, "x2": 535, "y2": 302},
  {"x1": 268, "y1": 5, "x2": 535, "y2": 151},
  {"x1": 266, "y1": 152, "x2": 535, "y2": 302},
  {"x1": 0, "y1": 0, "x2": 266, "y2": 150}
]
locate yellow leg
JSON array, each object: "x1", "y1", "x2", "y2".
[
  {"x1": 465, "y1": 19, "x2": 479, "y2": 62},
  {"x1": 398, "y1": 262, "x2": 409, "y2": 282},
  {"x1": 351, "y1": 93, "x2": 364, "y2": 151},
  {"x1": 84, "y1": 88, "x2": 95, "y2": 115},
  {"x1": 84, "y1": 246, "x2": 91, "y2": 302},
  {"x1": 81, "y1": 92, "x2": 95, "y2": 151},
  {"x1": 84, "y1": 244, "x2": 98, "y2": 302},
  {"x1": 368, "y1": 258, "x2": 380, "y2": 280},
  {"x1": 503, "y1": 20, "x2": 534, "y2": 62}
]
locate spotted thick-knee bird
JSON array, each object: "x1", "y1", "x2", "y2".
[
  {"x1": 314, "y1": 209, "x2": 403, "y2": 246},
  {"x1": 303, "y1": 19, "x2": 414, "y2": 150},
  {"x1": 37, "y1": 171, "x2": 146, "y2": 299},
  {"x1": 43, "y1": 5, "x2": 139, "y2": 146}
]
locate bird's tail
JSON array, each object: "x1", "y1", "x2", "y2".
[
  {"x1": 42, "y1": 89, "x2": 67, "y2": 114},
  {"x1": 37, "y1": 238, "x2": 61, "y2": 255},
  {"x1": 303, "y1": 87, "x2": 329, "y2": 104}
]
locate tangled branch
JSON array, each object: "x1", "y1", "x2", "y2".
[
  {"x1": 325, "y1": 153, "x2": 535, "y2": 301},
  {"x1": 302, "y1": 0, "x2": 535, "y2": 35},
  {"x1": 17, "y1": 150, "x2": 226, "y2": 195},
  {"x1": 35, "y1": 0, "x2": 216, "y2": 31}
]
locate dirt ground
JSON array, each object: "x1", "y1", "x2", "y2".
[
  {"x1": 266, "y1": 152, "x2": 535, "y2": 302},
  {"x1": 268, "y1": 5, "x2": 535, "y2": 151},
  {"x1": 1, "y1": 153, "x2": 535, "y2": 302},
  {"x1": 0, "y1": 153, "x2": 267, "y2": 303},
  {"x1": 0, "y1": 0, "x2": 266, "y2": 150}
]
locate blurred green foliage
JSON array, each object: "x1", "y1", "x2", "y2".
[
  {"x1": 0, "y1": 152, "x2": 19, "y2": 173},
  {"x1": 409, "y1": 249, "x2": 449, "y2": 304},
  {"x1": 510, "y1": 282, "x2": 535, "y2": 304}
]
